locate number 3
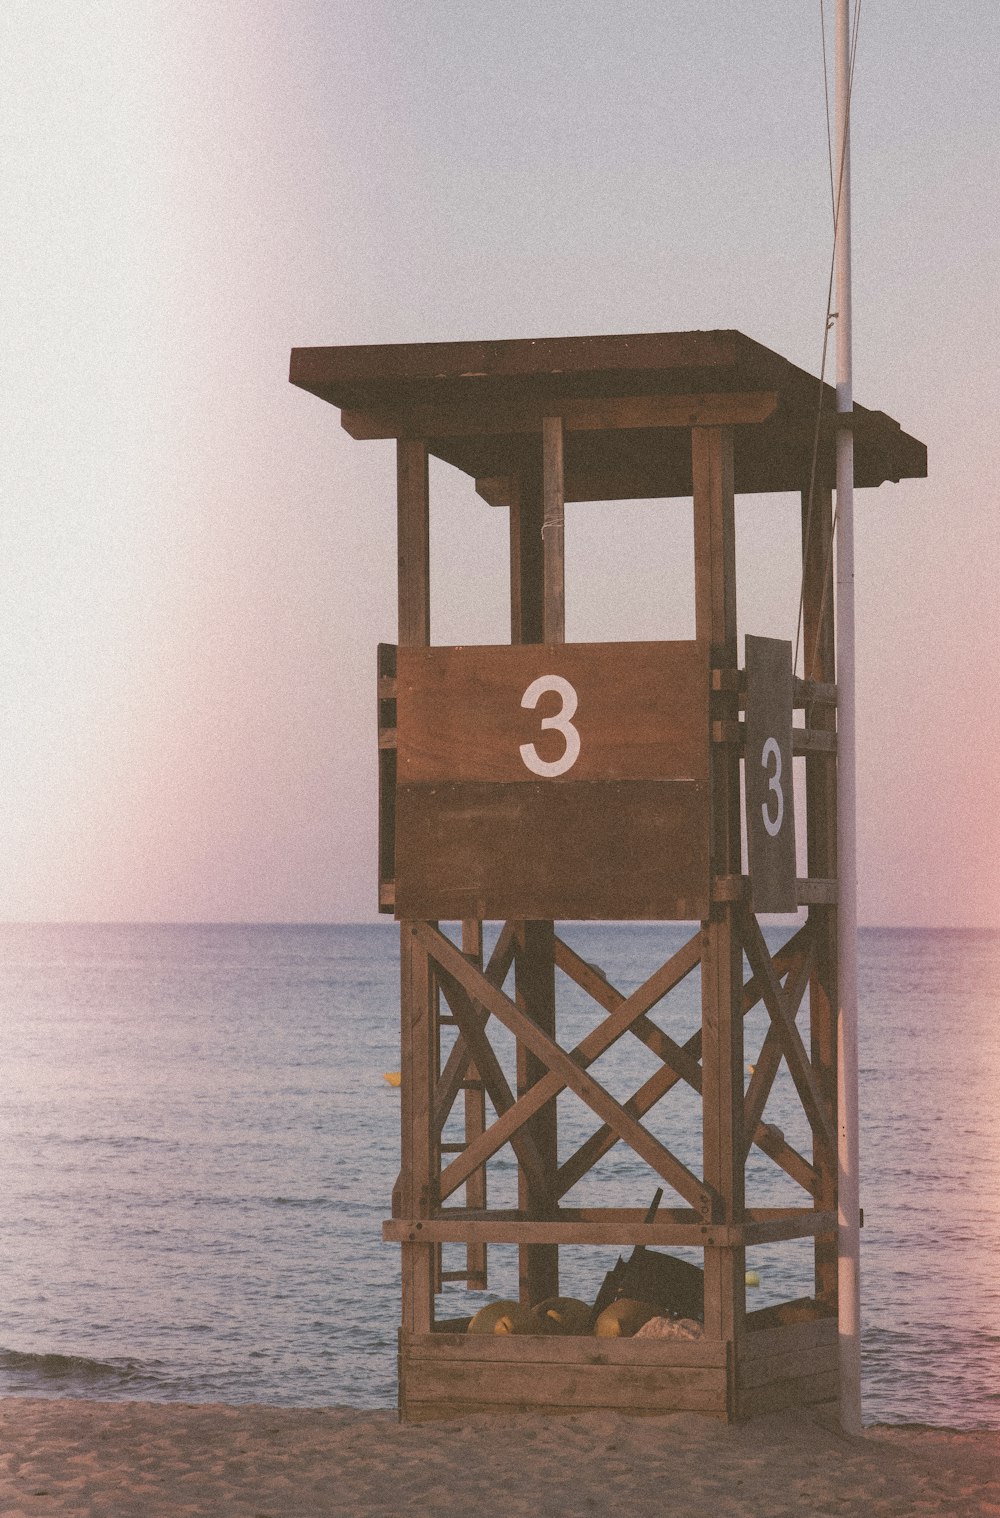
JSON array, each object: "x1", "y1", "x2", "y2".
[
  {"x1": 761, "y1": 736, "x2": 784, "y2": 837},
  {"x1": 519, "y1": 675, "x2": 581, "y2": 777}
]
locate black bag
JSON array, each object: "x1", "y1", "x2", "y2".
[{"x1": 590, "y1": 1189, "x2": 705, "y2": 1326}]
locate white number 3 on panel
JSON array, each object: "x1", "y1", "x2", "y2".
[
  {"x1": 519, "y1": 675, "x2": 581, "y2": 778},
  {"x1": 760, "y1": 736, "x2": 784, "y2": 838}
]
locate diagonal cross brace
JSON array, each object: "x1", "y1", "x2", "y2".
[
  {"x1": 555, "y1": 924, "x2": 818, "y2": 1198},
  {"x1": 435, "y1": 968, "x2": 553, "y2": 1206},
  {"x1": 438, "y1": 929, "x2": 703, "y2": 1204},
  {"x1": 433, "y1": 921, "x2": 518, "y2": 1133},
  {"x1": 740, "y1": 910, "x2": 837, "y2": 1156},
  {"x1": 413, "y1": 921, "x2": 720, "y2": 1220},
  {"x1": 742, "y1": 943, "x2": 816, "y2": 1158},
  {"x1": 554, "y1": 933, "x2": 705, "y2": 1090}
]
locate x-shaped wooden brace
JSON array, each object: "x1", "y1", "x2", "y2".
[
  {"x1": 554, "y1": 924, "x2": 820, "y2": 1199},
  {"x1": 740, "y1": 908, "x2": 836, "y2": 1158},
  {"x1": 411, "y1": 920, "x2": 720, "y2": 1220}
]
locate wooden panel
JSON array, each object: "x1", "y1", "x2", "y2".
[
  {"x1": 396, "y1": 641, "x2": 710, "y2": 784},
  {"x1": 745, "y1": 635, "x2": 796, "y2": 913},
  {"x1": 402, "y1": 1357, "x2": 729, "y2": 1415},
  {"x1": 403, "y1": 1331, "x2": 727, "y2": 1367},
  {"x1": 395, "y1": 779, "x2": 710, "y2": 921},
  {"x1": 736, "y1": 1369, "x2": 838, "y2": 1419},
  {"x1": 741, "y1": 1315, "x2": 838, "y2": 1361},
  {"x1": 341, "y1": 389, "x2": 780, "y2": 440}
]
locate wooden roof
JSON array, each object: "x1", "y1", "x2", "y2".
[{"x1": 289, "y1": 329, "x2": 925, "y2": 499}]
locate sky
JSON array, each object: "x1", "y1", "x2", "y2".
[{"x1": 0, "y1": 0, "x2": 997, "y2": 927}]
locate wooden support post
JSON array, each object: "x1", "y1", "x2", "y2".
[
  {"x1": 461, "y1": 919, "x2": 488, "y2": 1288},
  {"x1": 509, "y1": 471, "x2": 543, "y2": 645},
  {"x1": 802, "y1": 483, "x2": 839, "y2": 1310},
  {"x1": 400, "y1": 928, "x2": 437, "y2": 1333},
  {"x1": 693, "y1": 427, "x2": 745, "y2": 1360},
  {"x1": 542, "y1": 416, "x2": 565, "y2": 645},
  {"x1": 507, "y1": 433, "x2": 561, "y2": 1304},
  {"x1": 397, "y1": 439, "x2": 436, "y2": 1333}
]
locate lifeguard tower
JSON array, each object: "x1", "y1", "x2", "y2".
[{"x1": 290, "y1": 330, "x2": 925, "y2": 1421}]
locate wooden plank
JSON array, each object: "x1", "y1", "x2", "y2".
[
  {"x1": 395, "y1": 779, "x2": 711, "y2": 922},
  {"x1": 396, "y1": 440, "x2": 429, "y2": 647},
  {"x1": 745, "y1": 635, "x2": 796, "y2": 913},
  {"x1": 340, "y1": 389, "x2": 780, "y2": 441},
  {"x1": 416, "y1": 922, "x2": 719, "y2": 1218},
  {"x1": 396, "y1": 641, "x2": 711, "y2": 785},
  {"x1": 740, "y1": 910, "x2": 837, "y2": 1155},
  {"x1": 387, "y1": 1214, "x2": 832, "y2": 1247},
  {"x1": 741, "y1": 1314, "x2": 838, "y2": 1361},
  {"x1": 741, "y1": 1208, "x2": 836, "y2": 1245},
  {"x1": 404, "y1": 1330, "x2": 727, "y2": 1368},
  {"x1": 736, "y1": 1369, "x2": 838, "y2": 1419},
  {"x1": 712, "y1": 720, "x2": 836, "y2": 755},
  {"x1": 542, "y1": 416, "x2": 565, "y2": 645},
  {"x1": 801, "y1": 481, "x2": 839, "y2": 1311},
  {"x1": 740, "y1": 1332, "x2": 837, "y2": 1383},
  {"x1": 402, "y1": 1358, "x2": 730, "y2": 1414},
  {"x1": 386, "y1": 1217, "x2": 734, "y2": 1247},
  {"x1": 738, "y1": 1342, "x2": 838, "y2": 1390}
]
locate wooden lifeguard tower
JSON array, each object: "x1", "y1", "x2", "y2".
[{"x1": 290, "y1": 329, "x2": 925, "y2": 1421}]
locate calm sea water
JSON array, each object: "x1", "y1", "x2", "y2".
[{"x1": 0, "y1": 923, "x2": 997, "y2": 1427}]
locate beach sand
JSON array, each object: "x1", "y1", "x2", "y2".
[{"x1": 1, "y1": 1400, "x2": 998, "y2": 1518}]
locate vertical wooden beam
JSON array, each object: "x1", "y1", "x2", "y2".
[
  {"x1": 509, "y1": 468, "x2": 544, "y2": 644},
  {"x1": 509, "y1": 433, "x2": 559, "y2": 1304},
  {"x1": 396, "y1": 438, "x2": 435, "y2": 1337},
  {"x1": 399, "y1": 928, "x2": 437, "y2": 1333},
  {"x1": 542, "y1": 416, "x2": 565, "y2": 645},
  {"x1": 802, "y1": 483, "x2": 839, "y2": 1311},
  {"x1": 397, "y1": 440, "x2": 430, "y2": 647},
  {"x1": 515, "y1": 920, "x2": 560, "y2": 1305},
  {"x1": 692, "y1": 427, "x2": 745, "y2": 1364},
  {"x1": 461, "y1": 919, "x2": 488, "y2": 1288}
]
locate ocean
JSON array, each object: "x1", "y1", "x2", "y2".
[{"x1": 0, "y1": 922, "x2": 997, "y2": 1428}]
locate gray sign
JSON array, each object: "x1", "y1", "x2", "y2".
[{"x1": 745, "y1": 635, "x2": 796, "y2": 913}]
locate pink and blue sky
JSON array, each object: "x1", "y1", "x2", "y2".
[{"x1": 1, "y1": 1, "x2": 996, "y2": 925}]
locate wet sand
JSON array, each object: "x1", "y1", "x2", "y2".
[{"x1": 1, "y1": 1398, "x2": 998, "y2": 1517}]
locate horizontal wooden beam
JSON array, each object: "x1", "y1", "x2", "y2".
[
  {"x1": 384, "y1": 1208, "x2": 836, "y2": 1249},
  {"x1": 343, "y1": 390, "x2": 780, "y2": 442},
  {"x1": 711, "y1": 876, "x2": 837, "y2": 906},
  {"x1": 712, "y1": 720, "x2": 836, "y2": 755},
  {"x1": 711, "y1": 670, "x2": 838, "y2": 709}
]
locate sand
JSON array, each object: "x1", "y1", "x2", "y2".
[{"x1": 0, "y1": 1398, "x2": 997, "y2": 1518}]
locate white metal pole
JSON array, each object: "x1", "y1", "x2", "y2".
[{"x1": 835, "y1": 0, "x2": 863, "y2": 1436}]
